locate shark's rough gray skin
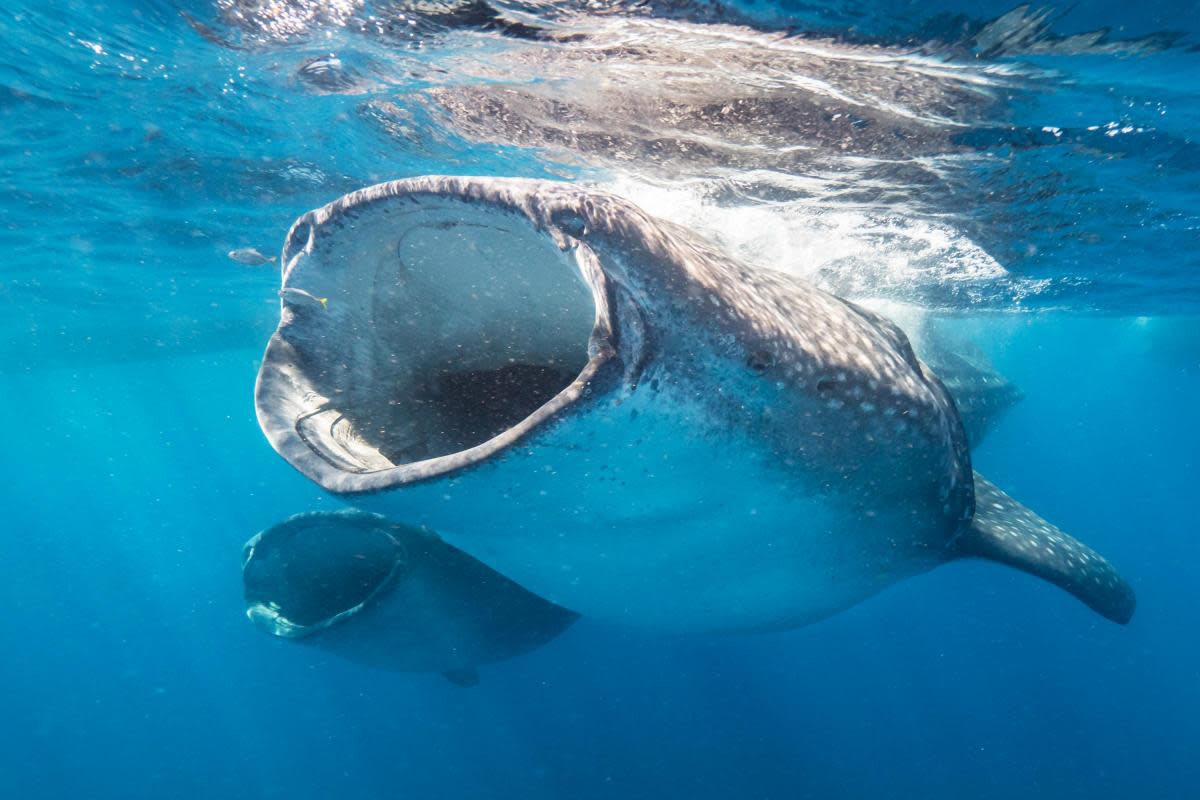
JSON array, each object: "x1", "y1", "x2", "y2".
[
  {"x1": 255, "y1": 176, "x2": 1134, "y2": 632},
  {"x1": 243, "y1": 509, "x2": 578, "y2": 685}
]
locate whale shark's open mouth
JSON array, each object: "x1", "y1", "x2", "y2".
[
  {"x1": 243, "y1": 513, "x2": 403, "y2": 638},
  {"x1": 317, "y1": 207, "x2": 595, "y2": 466},
  {"x1": 256, "y1": 179, "x2": 616, "y2": 491}
]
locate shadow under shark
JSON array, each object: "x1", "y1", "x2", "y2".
[
  {"x1": 254, "y1": 176, "x2": 1134, "y2": 632},
  {"x1": 243, "y1": 509, "x2": 578, "y2": 685}
]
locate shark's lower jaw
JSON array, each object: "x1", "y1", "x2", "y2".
[
  {"x1": 243, "y1": 513, "x2": 403, "y2": 638},
  {"x1": 256, "y1": 185, "x2": 614, "y2": 490}
]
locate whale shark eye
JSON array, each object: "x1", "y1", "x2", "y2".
[
  {"x1": 746, "y1": 350, "x2": 774, "y2": 372},
  {"x1": 284, "y1": 220, "x2": 313, "y2": 262},
  {"x1": 553, "y1": 209, "x2": 587, "y2": 239}
]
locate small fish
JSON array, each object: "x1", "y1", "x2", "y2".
[
  {"x1": 279, "y1": 287, "x2": 329, "y2": 310},
  {"x1": 228, "y1": 247, "x2": 276, "y2": 266}
]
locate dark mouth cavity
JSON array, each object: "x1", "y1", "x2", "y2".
[
  {"x1": 402, "y1": 362, "x2": 581, "y2": 464},
  {"x1": 327, "y1": 210, "x2": 596, "y2": 468}
]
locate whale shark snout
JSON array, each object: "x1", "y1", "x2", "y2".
[{"x1": 255, "y1": 176, "x2": 1134, "y2": 632}]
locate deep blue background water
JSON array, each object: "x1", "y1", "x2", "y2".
[
  {"x1": 2, "y1": 2, "x2": 1199, "y2": 798},
  {"x1": 3, "y1": 317, "x2": 1196, "y2": 799}
]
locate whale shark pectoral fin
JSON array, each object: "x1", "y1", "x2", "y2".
[
  {"x1": 442, "y1": 668, "x2": 480, "y2": 688},
  {"x1": 921, "y1": 348, "x2": 1023, "y2": 449},
  {"x1": 954, "y1": 474, "x2": 1135, "y2": 624},
  {"x1": 909, "y1": 324, "x2": 1023, "y2": 448}
]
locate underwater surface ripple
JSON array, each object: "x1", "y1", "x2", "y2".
[
  {"x1": 1, "y1": 2, "x2": 1199, "y2": 799},
  {"x1": 2, "y1": 0, "x2": 1199, "y2": 375}
]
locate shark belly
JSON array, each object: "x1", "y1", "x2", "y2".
[{"x1": 352, "y1": 389, "x2": 940, "y2": 632}]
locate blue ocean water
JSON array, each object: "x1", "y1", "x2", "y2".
[{"x1": 1, "y1": 2, "x2": 1198, "y2": 798}]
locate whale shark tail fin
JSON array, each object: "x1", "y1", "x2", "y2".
[{"x1": 955, "y1": 474, "x2": 1135, "y2": 624}]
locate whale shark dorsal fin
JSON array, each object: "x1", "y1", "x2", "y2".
[
  {"x1": 442, "y1": 668, "x2": 480, "y2": 688},
  {"x1": 955, "y1": 474, "x2": 1135, "y2": 624}
]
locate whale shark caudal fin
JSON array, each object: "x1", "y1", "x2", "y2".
[{"x1": 954, "y1": 474, "x2": 1135, "y2": 624}]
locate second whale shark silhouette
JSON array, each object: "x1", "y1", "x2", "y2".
[
  {"x1": 243, "y1": 509, "x2": 578, "y2": 685},
  {"x1": 254, "y1": 176, "x2": 1134, "y2": 633}
]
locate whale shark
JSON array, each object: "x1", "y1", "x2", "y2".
[
  {"x1": 254, "y1": 175, "x2": 1134, "y2": 632},
  {"x1": 243, "y1": 509, "x2": 578, "y2": 685}
]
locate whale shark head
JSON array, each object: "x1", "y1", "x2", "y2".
[
  {"x1": 255, "y1": 178, "x2": 635, "y2": 493},
  {"x1": 242, "y1": 511, "x2": 405, "y2": 638}
]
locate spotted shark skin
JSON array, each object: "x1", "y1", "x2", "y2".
[
  {"x1": 959, "y1": 476, "x2": 1134, "y2": 621},
  {"x1": 255, "y1": 176, "x2": 1134, "y2": 631}
]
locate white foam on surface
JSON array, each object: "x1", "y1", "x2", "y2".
[{"x1": 602, "y1": 173, "x2": 1011, "y2": 305}]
